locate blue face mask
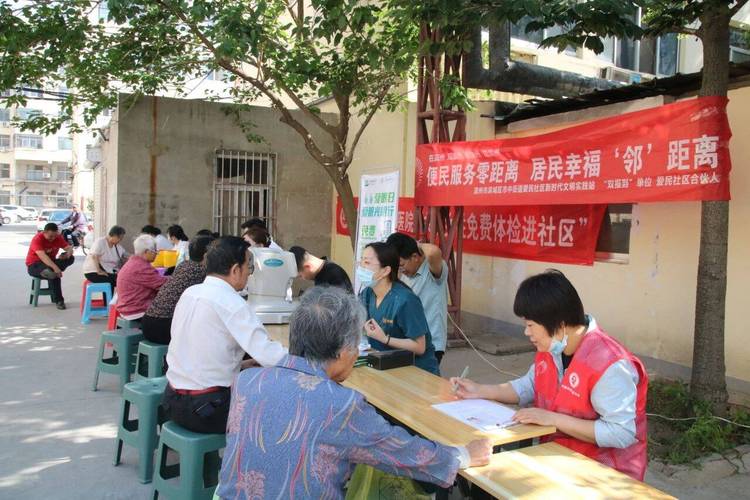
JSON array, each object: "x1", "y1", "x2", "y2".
[
  {"x1": 549, "y1": 334, "x2": 568, "y2": 356},
  {"x1": 356, "y1": 266, "x2": 376, "y2": 288}
]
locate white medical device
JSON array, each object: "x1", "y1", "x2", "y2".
[{"x1": 245, "y1": 248, "x2": 299, "y2": 324}]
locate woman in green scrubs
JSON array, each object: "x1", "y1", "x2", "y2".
[{"x1": 358, "y1": 242, "x2": 440, "y2": 375}]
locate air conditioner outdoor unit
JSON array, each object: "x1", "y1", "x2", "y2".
[{"x1": 602, "y1": 66, "x2": 654, "y2": 85}]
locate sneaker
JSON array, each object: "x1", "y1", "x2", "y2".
[
  {"x1": 56, "y1": 301, "x2": 66, "y2": 310},
  {"x1": 40, "y1": 269, "x2": 57, "y2": 280}
]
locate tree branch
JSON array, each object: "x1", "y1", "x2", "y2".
[
  {"x1": 345, "y1": 83, "x2": 391, "y2": 168},
  {"x1": 154, "y1": 0, "x2": 335, "y2": 167},
  {"x1": 729, "y1": 0, "x2": 749, "y2": 18}
]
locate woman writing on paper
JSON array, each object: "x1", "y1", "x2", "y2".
[
  {"x1": 357, "y1": 242, "x2": 441, "y2": 375},
  {"x1": 451, "y1": 270, "x2": 648, "y2": 480}
]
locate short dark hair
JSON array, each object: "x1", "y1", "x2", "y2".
[
  {"x1": 385, "y1": 232, "x2": 420, "y2": 259},
  {"x1": 44, "y1": 222, "x2": 58, "y2": 232},
  {"x1": 196, "y1": 229, "x2": 213, "y2": 237},
  {"x1": 141, "y1": 225, "x2": 161, "y2": 236},
  {"x1": 240, "y1": 217, "x2": 267, "y2": 230},
  {"x1": 243, "y1": 226, "x2": 269, "y2": 247},
  {"x1": 108, "y1": 225, "x2": 126, "y2": 237},
  {"x1": 189, "y1": 235, "x2": 215, "y2": 262},
  {"x1": 513, "y1": 269, "x2": 587, "y2": 336},
  {"x1": 289, "y1": 245, "x2": 308, "y2": 271},
  {"x1": 206, "y1": 236, "x2": 250, "y2": 276},
  {"x1": 167, "y1": 224, "x2": 188, "y2": 241}
]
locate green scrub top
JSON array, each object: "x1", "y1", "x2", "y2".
[{"x1": 360, "y1": 281, "x2": 440, "y2": 375}]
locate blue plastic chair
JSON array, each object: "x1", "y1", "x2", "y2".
[{"x1": 81, "y1": 282, "x2": 113, "y2": 324}]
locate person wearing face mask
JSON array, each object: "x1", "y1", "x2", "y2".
[
  {"x1": 450, "y1": 269, "x2": 648, "y2": 481},
  {"x1": 218, "y1": 286, "x2": 492, "y2": 499},
  {"x1": 357, "y1": 242, "x2": 440, "y2": 375}
]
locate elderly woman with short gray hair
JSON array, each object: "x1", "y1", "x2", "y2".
[{"x1": 217, "y1": 286, "x2": 491, "y2": 499}]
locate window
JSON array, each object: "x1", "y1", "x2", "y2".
[
  {"x1": 0, "y1": 163, "x2": 9, "y2": 178},
  {"x1": 213, "y1": 149, "x2": 276, "y2": 235},
  {"x1": 58, "y1": 136, "x2": 73, "y2": 150},
  {"x1": 26, "y1": 165, "x2": 45, "y2": 181},
  {"x1": 730, "y1": 28, "x2": 750, "y2": 63},
  {"x1": 56, "y1": 168, "x2": 71, "y2": 181},
  {"x1": 98, "y1": 1, "x2": 110, "y2": 22},
  {"x1": 0, "y1": 89, "x2": 13, "y2": 97},
  {"x1": 16, "y1": 108, "x2": 42, "y2": 121},
  {"x1": 15, "y1": 134, "x2": 43, "y2": 149},
  {"x1": 510, "y1": 17, "x2": 576, "y2": 55},
  {"x1": 0, "y1": 190, "x2": 10, "y2": 204},
  {"x1": 0, "y1": 134, "x2": 10, "y2": 149},
  {"x1": 24, "y1": 191, "x2": 43, "y2": 207},
  {"x1": 657, "y1": 34, "x2": 679, "y2": 76},
  {"x1": 596, "y1": 204, "x2": 633, "y2": 262},
  {"x1": 206, "y1": 68, "x2": 228, "y2": 81},
  {"x1": 0, "y1": 108, "x2": 10, "y2": 122},
  {"x1": 55, "y1": 192, "x2": 70, "y2": 207},
  {"x1": 20, "y1": 88, "x2": 43, "y2": 98}
]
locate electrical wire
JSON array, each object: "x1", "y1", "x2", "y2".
[
  {"x1": 448, "y1": 313, "x2": 521, "y2": 379},
  {"x1": 646, "y1": 412, "x2": 750, "y2": 429}
]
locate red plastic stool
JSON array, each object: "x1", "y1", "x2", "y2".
[
  {"x1": 80, "y1": 280, "x2": 107, "y2": 313},
  {"x1": 107, "y1": 303, "x2": 118, "y2": 330}
]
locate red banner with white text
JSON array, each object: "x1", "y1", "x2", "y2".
[
  {"x1": 336, "y1": 197, "x2": 607, "y2": 265},
  {"x1": 415, "y1": 96, "x2": 732, "y2": 207}
]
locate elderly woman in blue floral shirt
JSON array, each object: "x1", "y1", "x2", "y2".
[{"x1": 218, "y1": 286, "x2": 491, "y2": 499}]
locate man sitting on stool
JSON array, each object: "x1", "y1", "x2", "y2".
[
  {"x1": 26, "y1": 222, "x2": 74, "y2": 310},
  {"x1": 163, "y1": 236, "x2": 287, "y2": 433}
]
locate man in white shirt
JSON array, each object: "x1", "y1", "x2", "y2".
[{"x1": 164, "y1": 236, "x2": 287, "y2": 433}]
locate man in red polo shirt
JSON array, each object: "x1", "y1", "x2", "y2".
[{"x1": 26, "y1": 222, "x2": 74, "y2": 309}]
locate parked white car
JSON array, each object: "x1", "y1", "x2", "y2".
[
  {"x1": 0, "y1": 204, "x2": 34, "y2": 223},
  {"x1": 22, "y1": 206, "x2": 39, "y2": 219}
]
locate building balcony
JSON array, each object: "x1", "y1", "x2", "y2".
[{"x1": 12, "y1": 148, "x2": 72, "y2": 163}]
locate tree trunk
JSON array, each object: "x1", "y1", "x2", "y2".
[
  {"x1": 335, "y1": 173, "x2": 358, "y2": 250},
  {"x1": 690, "y1": 4, "x2": 731, "y2": 414}
]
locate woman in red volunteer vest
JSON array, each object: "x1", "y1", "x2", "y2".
[{"x1": 451, "y1": 270, "x2": 648, "y2": 480}]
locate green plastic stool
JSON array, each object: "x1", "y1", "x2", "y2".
[
  {"x1": 117, "y1": 317, "x2": 142, "y2": 329},
  {"x1": 29, "y1": 277, "x2": 53, "y2": 307},
  {"x1": 92, "y1": 328, "x2": 144, "y2": 392},
  {"x1": 152, "y1": 421, "x2": 226, "y2": 500},
  {"x1": 114, "y1": 376, "x2": 168, "y2": 483},
  {"x1": 135, "y1": 341, "x2": 169, "y2": 380}
]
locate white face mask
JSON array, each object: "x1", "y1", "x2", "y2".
[
  {"x1": 549, "y1": 333, "x2": 568, "y2": 356},
  {"x1": 356, "y1": 266, "x2": 377, "y2": 288}
]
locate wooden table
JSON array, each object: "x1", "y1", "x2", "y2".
[
  {"x1": 344, "y1": 365, "x2": 555, "y2": 448},
  {"x1": 461, "y1": 442, "x2": 675, "y2": 499},
  {"x1": 264, "y1": 324, "x2": 554, "y2": 448},
  {"x1": 264, "y1": 324, "x2": 671, "y2": 498}
]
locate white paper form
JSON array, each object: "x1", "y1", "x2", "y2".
[{"x1": 432, "y1": 399, "x2": 518, "y2": 432}]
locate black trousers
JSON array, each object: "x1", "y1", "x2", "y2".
[
  {"x1": 84, "y1": 272, "x2": 117, "y2": 292},
  {"x1": 142, "y1": 315, "x2": 172, "y2": 345},
  {"x1": 162, "y1": 385, "x2": 230, "y2": 434},
  {"x1": 28, "y1": 257, "x2": 74, "y2": 302}
]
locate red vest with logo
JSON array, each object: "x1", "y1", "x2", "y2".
[{"x1": 533, "y1": 326, "x2": 648, "y2": 480}]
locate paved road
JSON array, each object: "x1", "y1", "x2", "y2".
[{"x1": 0, "y1": 223, "x2": 152, "y2": 499}]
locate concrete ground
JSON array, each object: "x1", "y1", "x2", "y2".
[{"x1": 0, "y1": 223, "x2": 748, "y2": 499}]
